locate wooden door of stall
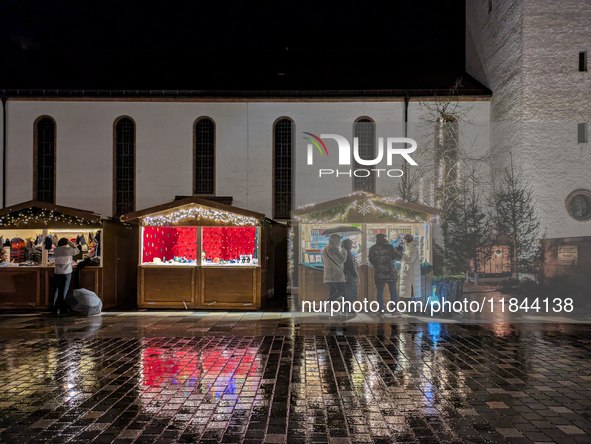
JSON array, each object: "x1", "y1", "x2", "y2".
[{"x1": 114, "y1": 222, "x2": 139, "y2": 307}]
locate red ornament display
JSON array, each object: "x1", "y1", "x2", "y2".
[
  {"x1": 202, "y1": 227, "x2": 257, "y2": 261},
  {"x1": 143, "y1": 227, "x2": 197, "y2": 262}
]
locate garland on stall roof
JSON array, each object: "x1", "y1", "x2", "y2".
[
  {"x1": 293, "y1": 191, "x2": 442, "y2": 225},
  {"x1": 0, "y1": 208, "x2": 97, "y2": 227},
  {"x1": 142, "y1": 206, "x2": 260, "y2": 227},
  {"x1": 297, "y1": 203, "x2": 355, "y2": 223},
  {"x1": 372, "y1": 201, "x2": 429, "y2": 223}
]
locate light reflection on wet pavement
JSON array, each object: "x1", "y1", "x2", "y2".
[{"x1": 1, "y1": 313, "x2": 591, "y2": 443}]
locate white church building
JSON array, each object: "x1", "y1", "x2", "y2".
[{"x1": 0, "y1": 0, "x2": 589, "y2": 246}]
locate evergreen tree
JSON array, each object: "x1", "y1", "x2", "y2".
[
  {"x1": 444, "y1": 178, "x2": 495, "y2": 273},
  {"x1": 490, "y1": 157, "x2": 543, "y2": 276}
]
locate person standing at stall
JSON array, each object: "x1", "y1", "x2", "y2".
[
  {"x1": 342, "y1": 239, "x2": 358, "y2": 309},
  {"x1": 322, "y1": 233, "x2": 347, "y2": 304},
  {"x1": 368, "y1": 233, "x2": 403, "y2": 313},
  {"x1": 399, "y1": 234, "x2": 422, "y2": 302},
  {"x1": 51, "y1": 238, "x2": 78, "y2": 314}
]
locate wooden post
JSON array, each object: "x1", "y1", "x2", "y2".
[
  {"x1": 361, "y1": 223, "x2": 367, "y2": 302},
  {"x1": 42, "y1": 229, "x2": 48, "y2": 267}
]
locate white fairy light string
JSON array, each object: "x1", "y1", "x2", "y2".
[
  {"x1": 0, "y1": 208, "x2": 96, "y2": 227},
  {"x1": 419, "y1": 178, "x2": 425, "y2": 204},
  {"x1": 141, "y1": 206, "x2": 260, "y2": 227}
]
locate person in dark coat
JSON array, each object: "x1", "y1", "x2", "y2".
[
  {"x1": 342, "y1": 239, "x2": 358, "y2": 308},
  {"x1": 368, "y1": 233, "x2": 403, "y2": 312},
  {"x1": 322, "y1": 233, "x2": 347, "y2": 303}
]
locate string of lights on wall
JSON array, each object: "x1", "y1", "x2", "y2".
[
  {"x1": 141, "y1": 206, "x2": 260, "y2": 227},
  {"x1": 0, "y1": 208, "x2": 98, "y2": 227}
]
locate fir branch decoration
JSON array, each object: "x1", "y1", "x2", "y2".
[
  {"x1": 373, "y1": 201, "x2": 427, "y2": 222},
  {"x1": 306, "y1": 204, "x2": 351, "y2": 222}
]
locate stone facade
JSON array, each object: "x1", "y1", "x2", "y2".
[{"x1": 467, "y1": 0, "x2": 591, "y2": 239}]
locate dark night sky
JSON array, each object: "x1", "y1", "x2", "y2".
[{"x1": 0, "y1": 0, "x2": 470, "y2": 90}]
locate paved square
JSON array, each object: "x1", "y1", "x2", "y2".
[{"x1": 0, "y1": 312, "x2": 591, "y2": 443}]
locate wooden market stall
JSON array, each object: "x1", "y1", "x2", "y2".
[
  {"x1": 291, "y1": 192, "x2": 444, "y2": 308},
  {"x1": 0, "y1": 201, "x2": 138, "y2": 309},
  {"x1": 122, "y1": 196, "x2": 287, "y2": 310}
]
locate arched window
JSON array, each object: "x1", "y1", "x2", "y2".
[
  {"x1": 194, "y1": 118, "x2": 215, "y2": 195},
  {"x1": 353, "y1": 117, "x2": 376, "y2": 193},
  {"x1": 34, "y1": 117, "x2": 56, "y2": 203},
  {"x1": 274, "y1": 118, "x2": 293, "y2": 219},
  {"x1": 114, "y1": 117, "x2": 135, "y2": 216}
]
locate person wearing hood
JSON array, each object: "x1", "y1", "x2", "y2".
[
  {"x1": 399, "y1": 234, "x2": 422, "y2": 301},
  {"x1": 369, "y1": 233, "x2": 403, "y2": 312},
  {"x1": 322, "y1": 233, "x2": 347, "y2": 303}
]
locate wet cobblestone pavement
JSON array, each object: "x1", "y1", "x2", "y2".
[{"x1": 1, "y1": 313, "x2": 591, "y2": 443}]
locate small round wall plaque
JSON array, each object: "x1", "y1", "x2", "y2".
[{"x1": 565, "y1": 189, "x2": 591, "y2": 221}]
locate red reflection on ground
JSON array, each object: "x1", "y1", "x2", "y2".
[{"x1": 142, "y1": 347, "x2": 259, "y2": 390}]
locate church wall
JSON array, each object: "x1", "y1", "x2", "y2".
[
  {"x1": 467, "y1": 0, "x2": 591, "y2": 239},
  {"x1": 466, "y1": 0, "x2": 524, "y2": 179},
  {"x1": 3, "y1": 99, "x2": 491, "y2": 219},
  {"x1": 520, "y1": 0, "x2": 591, "y2": 238}
]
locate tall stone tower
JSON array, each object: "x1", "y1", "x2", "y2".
[{"x1": 466, "y1": 0, "x2": 591, "y2": 238}]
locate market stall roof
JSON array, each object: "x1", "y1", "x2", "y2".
[
  {"x1": 122, "y1": 195, "x2": 266, "y2": 227},
  {"x1": 0, "y1": 201, "x2": 103, "y2": 229},
  {"x1": 291, "y1": 192, "x2": 444, "y2": 224}
]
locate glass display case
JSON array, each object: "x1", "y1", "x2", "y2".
[
  {"x1": 142, "y1": 227, "x2": 198, "y2": 265},
  {"x1": 299, "y1": 224, "x2": 362, "y2": 267},
  {"x1": 140, "y1": 226, "x2": 260, "y2": 266},
  {"x1": 298, "y1": 222, "x2": 429, "y2": 269},
  {"x1": 0, "y1": 228, "x2": 102, "y2": 268},
  {"x1": 365, "y1": 223, "x2": 429, "y2": 265},
  {"x1": 201, "y1": 227, "x2": 259, "y2": 266}
]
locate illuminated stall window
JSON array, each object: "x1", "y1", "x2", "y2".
[
  {"x1": 142, "y1": 227, "x2": 198, "y2": 264},
  {"x1": 300, "y1": 224, "x2": 362, "y2": 266},
  {"x1": 202, "y1": 227, "x2": 259, "y2": 266},
  {"x1": 365, "y1": 223, "x2": 427, "y2": 265}
]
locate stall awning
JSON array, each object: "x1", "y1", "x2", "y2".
[
  {"x1": 122, "y1": 196, "x2": 266, "y2": 227},
  {"x1": 291, "y1": 192, "x2": 444, "y2": 224},
  {"x1": 0, "y1": 201, "x2": 103, "y2": 229}
]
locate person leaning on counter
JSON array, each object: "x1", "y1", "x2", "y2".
[{"x1": 51, "y1": 238, "x2": 78, "y2": 314}]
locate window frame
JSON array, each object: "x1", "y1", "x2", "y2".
[
  {"x1": 193, "y1": 116, "x2": 216, "y2": 196},
  {"x1": 113, "y1": 116, "x2": 136, "y2": 217},
  {"x1": 33, "y1": 116, "x2": 57, "y2": 204},
  {"x1": 579, "y1": 51, "x2": 588, "y2": 72},
  {"x1": 273, "y1": 117, "x2": 294, "y2": 220},
  {"x1": 578, "y1": 122, "x2": 588, "y2": 144},
  {"x1": 352, "y1": 116, "x2": 377, "y2": 194}
]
